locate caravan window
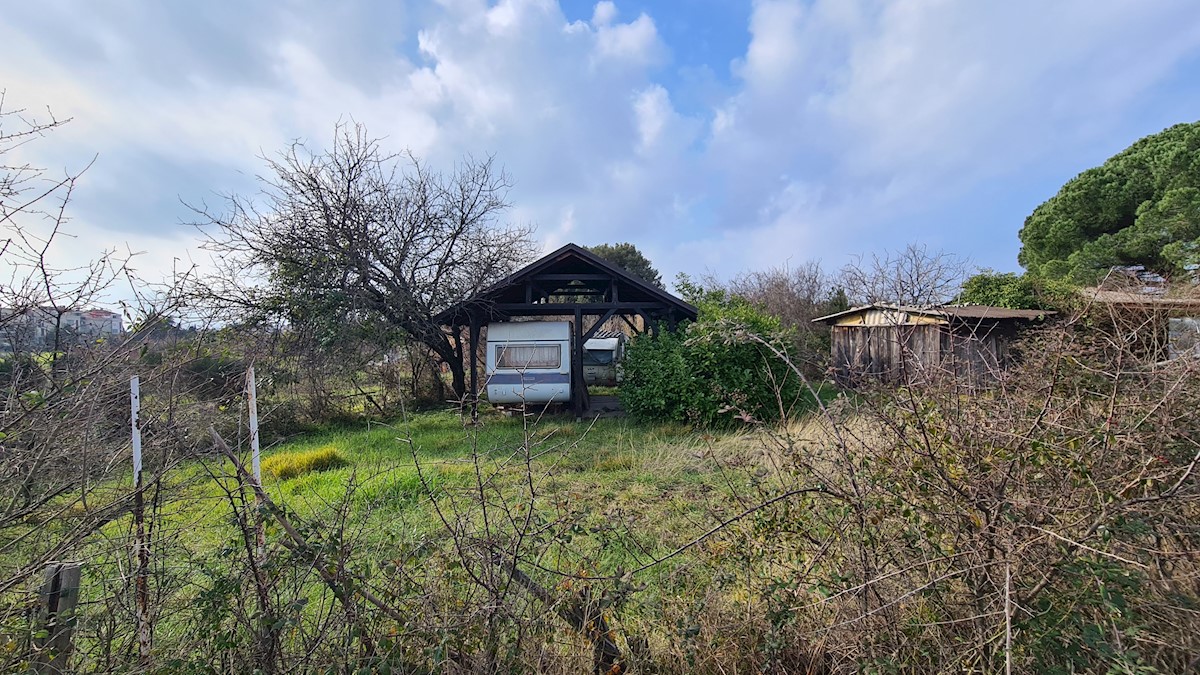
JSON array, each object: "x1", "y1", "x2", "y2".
[
  {"x1": 496, "y1": 344, "x2": 560, "y2": 369},
  {"x1": 583, "y1": 349, "x2": 614, "y2": 365}
]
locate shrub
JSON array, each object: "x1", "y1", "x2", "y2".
[
  {"x1": 180, "y1": 350, "x2": 247, "y2": 402},
  {"x1": 620, "y1": 279, "x2": 813, "y2": 426},
  {"x1": 261, "y1": 445, "x2": 346, "y2": 480},
  {"x1": 731, "y1": 313, "x2": 1200, "y2": 672}
]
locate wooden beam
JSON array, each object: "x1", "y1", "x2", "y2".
[
  {"x1": 530, "y1": 273, "x2": 615, "y2": 282},
  {"x1": 468, "y1": 317, "x2": 480, "y2": 422},
  {"x1": 541, "y1": 287, "x2": 607, "y2": 296},
  {"x1": 636, "y1": 308, "x2": 658, "y2": 337},
  {"x1": 572, "y1": 308, "x2": 585, "y2": 420},
  {"x1": 583, "y1": 308, "x2": 618, "y2": 342},
  {"x1": 491, "y1": 302, "x2": 674, "y2": 314},
  {"x1": 35, "y1": 562, "x2": 81, "y2": 674}
]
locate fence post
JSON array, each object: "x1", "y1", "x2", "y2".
[
  {"x1": 246, "y1": 366, "x2": 264, "y2": 558},
  {"x1": 130, "y1": 376, "x2": 152, "y2": 666},
  {"x1": 34, "y1": 561, "x2": 81, "y2": 674}
]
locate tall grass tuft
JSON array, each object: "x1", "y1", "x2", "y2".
[{"x1": 262, "y1": 445, "x2": 346, "y2": 480}]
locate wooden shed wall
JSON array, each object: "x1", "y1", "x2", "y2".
[{"x1": 830, "y1": 322, "x2": 1011, "y2": 386}]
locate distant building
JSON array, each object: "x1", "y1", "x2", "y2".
[{"x1": 0, "y1": 307, "x2": 124, "y2": 352}]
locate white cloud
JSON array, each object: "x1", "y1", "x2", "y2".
[
  {"x1": 633, "y1": 85, "x2": 671, "y2": 152},
  {"x1": 698, "y1": 0, "x2": 1200, "y2": 277},
  {"x1": 593, "y1": 13, "x2": 664, "y2": 67},
  {"x1": 2, "y1": 0, "x2": 1200, "y2": 297},
  {"x1": 736, "y1": 0, "x2": 806, "y2": 89},
  {"x1": 591, "y1": 1, "x2": 617, "y2": 27}
]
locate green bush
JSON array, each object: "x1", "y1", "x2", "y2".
[
  {"x1": 957, "y1": 269, "x2": 1079, "y2": 310},
  {"x1": 0, "y1": 353, "x2": 44, "y2": 391},
  {"x1": 261, "y1": 445, "x2": 346, "y2": 480},
  {"x1": 620, "y1": 279, "x2": 812, "y2": 426},
  {"x1": 181, "y1": 350, "x2": 247, "y2": 402}
]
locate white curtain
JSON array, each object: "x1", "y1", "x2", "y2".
[{"x1": 496, "y1": 345, "x2": 560, "y2": 369}]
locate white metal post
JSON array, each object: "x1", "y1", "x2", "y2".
[
  {"x1": 247, "y1": 366, "x2": 265, "y2": 559},
  {"x1": 247, "y1": 366, "x2": 261, "y2": 484},
  {"x1": 130, "y1": 377, "x2": 151, "y2": 665},
  {"x1": 130, "y1": 377, "x2": 142, "y2": 483}
]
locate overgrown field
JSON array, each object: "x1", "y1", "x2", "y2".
[
  {"x1": 5, "y1": 319, "x2": 1200, "y2": 674},
  {"x1": 12, "y1": 407, "x2": 798, "y2": 673}
]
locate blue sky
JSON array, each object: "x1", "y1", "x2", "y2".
[{"x1": 3, "y1": 0, "x2": 1200, "y2": 293}]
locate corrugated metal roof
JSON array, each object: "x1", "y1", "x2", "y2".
[
  {"x1": 939, "y1": 305, "x2": 1055, "y2": 320},
  {"x1": 810, "y1": 304, "x2": 914, "y2": 324},
  {"x1": 812, "y1": 303, "x2": 1054, "y2": 324}
]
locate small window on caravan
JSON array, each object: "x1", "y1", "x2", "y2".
[
  {"x1": 583, "y1": 349, "x2": 614, "y2": 365},
  {"x1": 495, "y1": 344, "x2": 560, "y2": 369}
]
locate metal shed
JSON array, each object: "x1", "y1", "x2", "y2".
[{"x1": 812, "y1": 304, "x2": 1054, "y2": 386}]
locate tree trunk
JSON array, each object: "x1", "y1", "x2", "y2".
[
  {"x1": 448, "y1": 360, "x2": 466, "y2": 402},
  {"x1": 420, "y1": 327, "x2": 467, "y2": 401}
]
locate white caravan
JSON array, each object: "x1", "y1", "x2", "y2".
[
  {"x1": 485, "y1": 321, "x2": 572, "y2": 404},
  {"x1": 582, "y1": 331, "x2": 627, "y2": 387}
]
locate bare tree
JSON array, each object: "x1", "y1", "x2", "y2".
[
  {"x1": 1, "y1": 90, "x2": 72, "y2": 221},
  {"x1": 728, "y1": 261, "x2": 829, "y2": 326},
  {"x1": 192, "y1": 122, "x2": 538, "y2": 400},
  {"x1": 692, "y1": 261, "x2": 845, "y2": 377},
  {"x1": 839, "y1": 243, "x2": 967, "y2": 306},
  {"x1": 0, "y1": 90, "x2": 121, "y2": 356},
  {"x1": 0, "y1": 92, "x2": 202, "y2": 642}
]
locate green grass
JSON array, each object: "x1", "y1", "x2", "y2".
[
  {"x1": 40, "y1": 405, "x2": 798, "y2": 665},
  {"x1": 261, "y1": 445, "x2": 346, "y2": 479},
  {"x1": 282, "y1": 410, "x2": 733, "y2": 551}
]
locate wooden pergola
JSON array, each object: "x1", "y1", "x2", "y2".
[{"x1": 434, "y1": 243, "x2": 698, "y2": 418}]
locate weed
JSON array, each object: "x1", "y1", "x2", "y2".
[{"x1": 261, "y1": 445, "x2": 346, "y2": 480}]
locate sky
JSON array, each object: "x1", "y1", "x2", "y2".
[{"x1": 3, "y1": 0, "x2": 1200, "y2": 296}]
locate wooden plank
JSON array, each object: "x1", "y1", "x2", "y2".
[
  {"x1": 491, "y1": 302, "x2": 674, "y2": 313},
  {"x1": 246, "y1": 367, "x2": 265, "y2": 559},
  {"x1": 130, "y1": 377, "x2": 152, "y2": 666},
  {"x1": 572, "y1": 309, "x2": 585, "y2": 420},
  {"x1": 582, "y1": 308, "x2": 618, "y2": 343},
  {"x1": 529, "y1": 273, "x2": 615, "y2": 282},
  {"x1": 35, "y1": 562, "x2": 81, "y2": 674},
  {"x1": 247, "y1": 367, "x2": 261, "y2": 483}
]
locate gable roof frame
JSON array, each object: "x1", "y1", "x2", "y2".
[
  {"x1": 434, "y1": 243, "x2": 697, "y2": 421},
  {"x1": 433, "y1": 243, "x2": 698, "y2": 327}
]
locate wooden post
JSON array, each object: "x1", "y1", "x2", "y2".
[
  {"x1": 34, "y1": 562, "x2": 81, "y2": 674},
  {"x1": 130, "y1": 377, "x2": 151, "y2": 666},
  {"x1": 468, "y1": 318, "x2": 480, "y2": 423},
  {"x1": 573, "y1": 308, "x2": 586, "y2": 420},
  {"x1": 247, "y1": 366, "x2": 261, "y2": 484}
]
